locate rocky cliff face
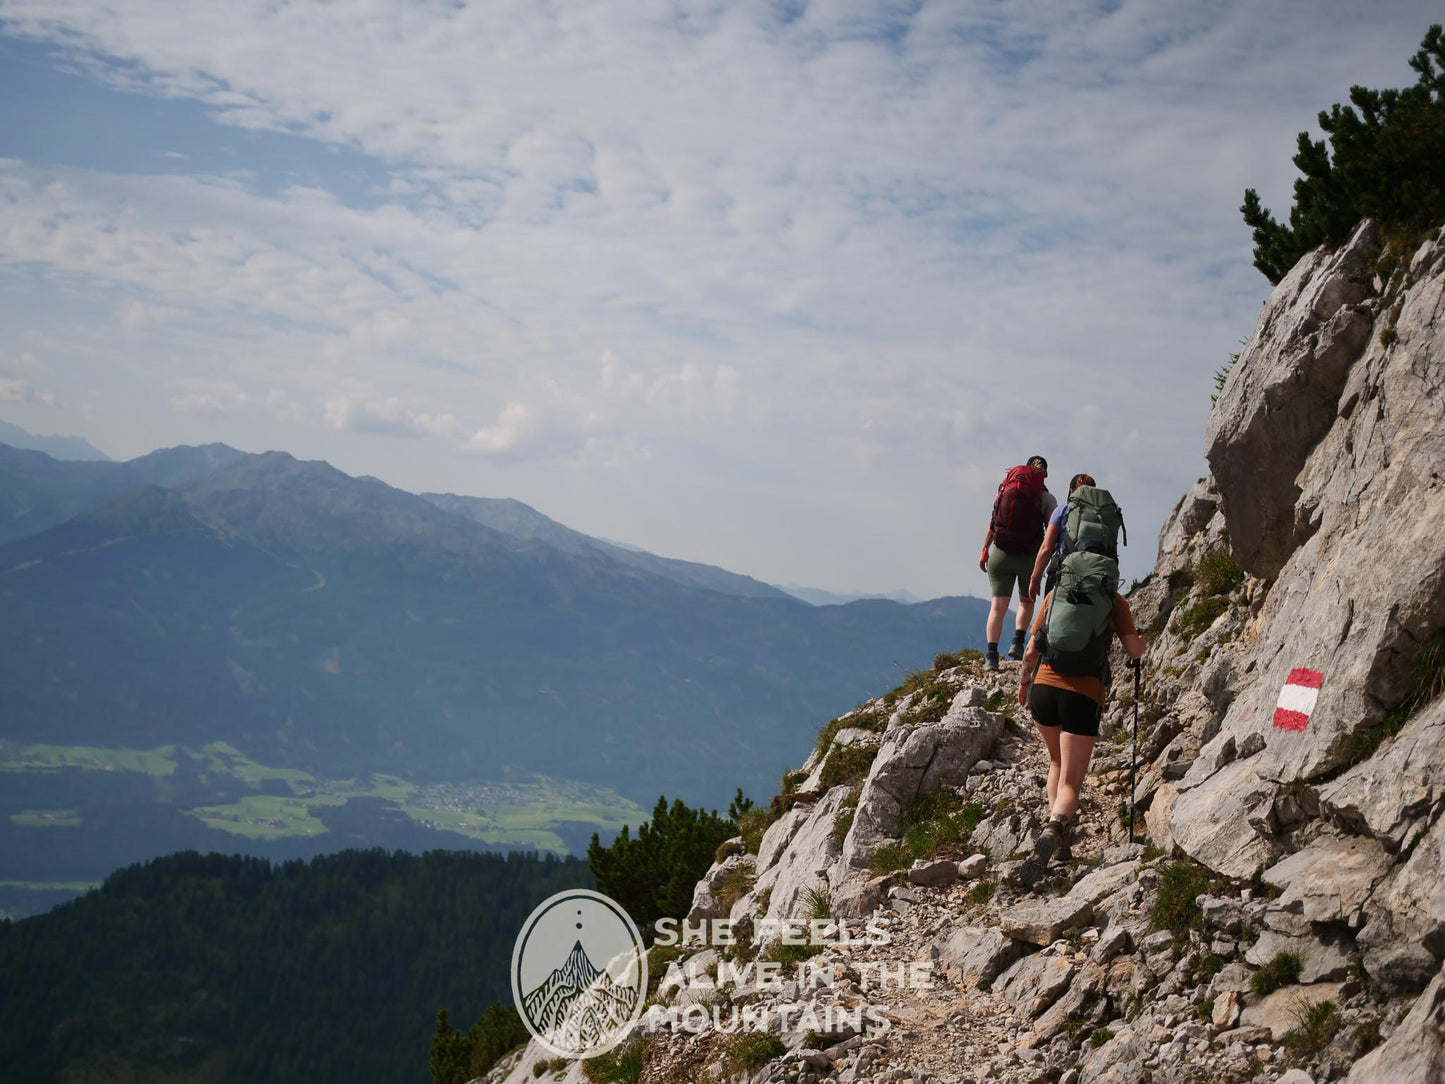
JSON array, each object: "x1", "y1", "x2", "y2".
[{"x1": 480, "y1": 222, "x2": 1445, "y2": 1084}]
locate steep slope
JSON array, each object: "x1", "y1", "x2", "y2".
[{"x1": 424, "y1": 491, "x2": 789, "y2": 601}]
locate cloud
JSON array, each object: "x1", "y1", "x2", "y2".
[
  {"x1": 0, "y1": 377, "x2": 57, "y2": 405},
  {"x1": 321, "y1": 396, "x2": 450, "y2": 438},
  {"x1": 265, "y1": 388, "x2": 305, "y2": 423},
  {"x1": 0, "y1": 1, "x2": 1432, "y2": 594},
  {"x1": 167, "y1": 379, "x2": 247, "y2": 414}
]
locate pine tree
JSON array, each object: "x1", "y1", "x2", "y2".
[{"x1": 1242, "y1": 24, "x2": 1445, "y2": 282}]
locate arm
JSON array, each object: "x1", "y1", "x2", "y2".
[
  {"x1": 1027, "y1": 524, "x2": 1059, "y2": 599},
  {"x1": 979, "y1": 525, "x2": 994, "y2": 571},
  {"x1": 1113, "y1": 597, "x2": 1146, "y2": 659},
  {"x1": 1017, "y1": 635, "x2": 1041, "y2": 707}
]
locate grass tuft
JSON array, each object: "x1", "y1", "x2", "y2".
[
  {"x1": 1148, "y1": 860, "x2": 1217, "y2": 937},
  {"x1": 720, "y1": 1032, "x2": 786, "y2": 1072},
  {"x1": 1250, "y1": 951, "x2": 1302, "y2": 996}
]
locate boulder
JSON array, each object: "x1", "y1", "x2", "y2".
[
  {"x1": 1244, "y1": 927, "x2": 1354, "y2": 983},
  {"x1": 1320, "y1": 697, "x2": 1445, "y2": 849},
  {"x1": 1345, "y1": 959, "x2": 1445, "y2": 1083},
  {"x1": 1143, "y1": 781, "x2": 1178, "y2": 852},
  {"x1": 928, "y1": 924, "x2": 1026, "y2": 985},
  {"x1": 840, "y1": 707, "x2": 1002, "y2": 869},
  {"x1": 1212, "y1": 988, "x2": 1244, "y2": 1030},
  {"x1": 1169, "y1": 756, "x2": 1278, "y2": 881},
  {"x1": 1260, "y1": 832, "x2": 1393, "y2": 927},
  {"x1": 1067, "y1": 859, "x2": 1138, "y2": 907},
  {"x1": 1000, "y1": 896, "x2": 1094, "y2": 947},
  {"x1": 907, "y1": 859, "x2": 960, "y2": 888},
  {"x1": 997, "y1": 951, "x2": 1077, "y2": 1017},
  {"x1": 1358, "y1": 808, "x2": 1445, "y2": 994},
  {"x1": 686, "y1": 853, "x2": 756, "y2": 923},
  {"x1": 1026, "y1": 960, "x2": 1107, "y2": 1044},
  {"x1": 1239, "y1": 981, "x2": 1344, "y2": 1041},
  {"x1": 1205, "y1": 217, "x2": 1379, "y2": 579},
  {"x1": 754, "y1": 786, "x2": 853, "y2": 931}
]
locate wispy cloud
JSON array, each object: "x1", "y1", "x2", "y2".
[{"x1": 0, "y1": 1, "x2": 1432, "y2": 593}]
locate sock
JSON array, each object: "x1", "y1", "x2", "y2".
[
  {"x1": 1011, "y1": 629, "x2": 1026, "y2": 647},
  {"x1": 987, "y1": 642, "x2": 999, "y2": 655}
]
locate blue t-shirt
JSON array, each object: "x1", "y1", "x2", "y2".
[{"x1": 1049, "y1": 504, "x2": 1068, "y2": 556}]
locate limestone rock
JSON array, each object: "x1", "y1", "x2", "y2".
[
  {"x1": 1239, "y1": 981, "x2": 1344, "y2": 1040},
  {"x1": 686, "y1": 853, "x2": 756, "y2": 923},
  {"x1": 1205, "y1": 217, "x2": 1379, "y2": 579},
  {"x1": 1319, "y1": 697, "x2": 1445, "y2": 849},
  {"x1": 841, "y1": 708, "x2": 1002, "y2": 869},
  {"x1": 754, "y1": 785, "x2": 852, "y2": 931},
  {"x1": 928, "y1": 924, "x2": 1025, "y2": 985},
  {"x1": 1244, "y1": 927, "x2": 1353, "y2": 984},
  {"x1": 1358, "y1": 808, "x2": 1445, "y2": 994},
  {"x1": 907, "y1": 858, "x2": 959, "y2": 888},
  {"x1": 1212, "y1": 988, "x2": 1244, "y2": 1029},
  {"x1": 997, "y1": 951, "x2": 1077, "y2": 1016},
  {"x1": 1067, "y1": 859, "x2": 1138, "y2": 907},
  {"x1": 1260, "y1": 832, "x2": 1392, "y2": 927},
  {"x1": 1143, "y1": 781, "x2": 1178, "y2": 853},
  {"x1": 1000, "y1": 896, "x2": 1094, "y2": 947},
  {"x1": 956, "y1": 853, "x2": 988, "y2": 879},
  {"x1": 1169, "y1": 756, "x2": 1278, "y2": 881},
  {"x1": 1345, "y1": 960, "x2": 1445, "y2": 1082}
]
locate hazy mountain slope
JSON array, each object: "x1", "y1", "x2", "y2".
[
  {"x1": 0, "y1": 458, "x2": 990, "y2": 811},
  {"x1": 0, "y1": 419, "x2": 109, "y2": 461},
  {"x1": 0, "y1": 441, "x2": 247, "y2": 545},
  {"x1": 424, "y1": 491, "x2": 788, "y2": 600}
]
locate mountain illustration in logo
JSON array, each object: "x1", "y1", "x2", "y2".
[{"x1": 522, "y1": 939, "x2": 639, "y2": 1051}]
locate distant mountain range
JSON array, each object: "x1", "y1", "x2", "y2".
[
  {"x1": 0, "y1": 438, "x2": 990, "y2": 904},
  {"x1": 0, "y1": 418, "x2": 110, "y2": 462}
]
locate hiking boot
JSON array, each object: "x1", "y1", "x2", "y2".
[
  {"x1": 1008, "y1": 818, "x2": 1063, "y2": 889},
  {"x1": 1006, "y1": 641, "x2": 1025, "y2": 661},
  {"x1": 1051, "y1": 814, "x2": 1075, "y2": 863},
  {"x1": 984, "y1": 651, "x2": 1000, "y2": 672}
]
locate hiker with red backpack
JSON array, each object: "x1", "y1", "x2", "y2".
[{"x1": 979, "y1": 455, "x2": 1056, "y2": 672}]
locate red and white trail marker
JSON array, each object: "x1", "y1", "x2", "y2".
[{"x1": 1273, "y1": 668, "x2": 1323, "y2": 731}]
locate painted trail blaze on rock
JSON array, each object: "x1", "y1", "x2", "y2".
[{"x1": 1273, "y1": 668, "x2": 1323, "y2": 731}]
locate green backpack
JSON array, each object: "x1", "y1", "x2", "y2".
[
  {"x1": 1040, "y1": 548, "x2": 1119, "y2": 676},
  {"x1": 1064, "y1": 485, "x2": 1126, "y2": 559}
]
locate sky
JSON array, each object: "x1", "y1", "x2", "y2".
[{"x1": 0, "y1": 1, "x2": 1435, "y2": 599}]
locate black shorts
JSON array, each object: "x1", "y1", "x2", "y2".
[{"x1": 1028, "y1": 682, "x2": 1102, "y2": 737}]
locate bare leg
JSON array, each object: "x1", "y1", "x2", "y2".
[
  {"x1": 1033, "y1": 722, "x2": 1062, "y2": 808},
  {"x1": 1015, "y1": 593, "x2": 1035, "y2": 634},
  {"x1": 1054, "y1": 733, "x2": 1098, "y2": 818},
  {"x1": 986, "y1": 596, "x2": 1010, "y2": 645}
]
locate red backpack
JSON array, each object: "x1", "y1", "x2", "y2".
[{"x1": 990, "y1": 465, "x2": 1046, "y2": 555}]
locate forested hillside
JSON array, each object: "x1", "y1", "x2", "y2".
[{"x1": 0, "y1": 849, "x2": 588, "y2": 1083}]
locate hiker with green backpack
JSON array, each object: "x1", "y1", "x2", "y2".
[
  {"x1": 1008, "y1": 482, "x2": 1145, "y2": 889},
  {"x1": 1027, "y1": 472, "x2": 1113, "y2": 602}
]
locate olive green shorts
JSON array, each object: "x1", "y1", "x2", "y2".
[{"x1": 986, "y1": 544, "x2": 1033, "y2": 599}]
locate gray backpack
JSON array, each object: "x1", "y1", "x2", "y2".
[{"x1": 1040, "y1": 547, "x2": 1118, "y2": 676}]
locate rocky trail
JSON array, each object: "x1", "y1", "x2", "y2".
[{"x1": 486, "y1": 221, "x2": 1445, "y2": 1084}]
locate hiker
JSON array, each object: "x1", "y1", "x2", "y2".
[
  {"x1": 1008, "y1": 482, "x2": 1140, "y2": 888},
  {"x1": 1027, "y1": 472, "x2": 1096, "y2": 602},
  {"x1": 979, "y1": 456, "x2": 1056, "y2": 671}
]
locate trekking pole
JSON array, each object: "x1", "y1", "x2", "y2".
[{"x1": 1127, "y1": 658, "x2": 1142, "y2": 844}]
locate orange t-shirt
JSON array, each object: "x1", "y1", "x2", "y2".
[{"x1": 1028, "y1": 591, "x2": 1138, "y2": 703}]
